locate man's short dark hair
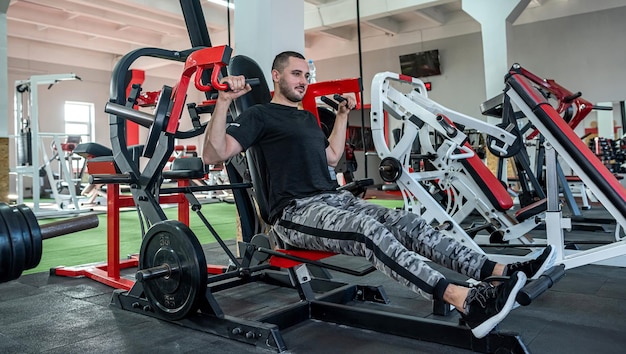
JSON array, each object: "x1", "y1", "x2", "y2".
[{"x1": 272, "y1": 51, "x2": 305, "y2": 72}]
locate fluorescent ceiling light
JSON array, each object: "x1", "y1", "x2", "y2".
[{"x1": 206, "y1": 0, "x2": 235, "y2": 9}]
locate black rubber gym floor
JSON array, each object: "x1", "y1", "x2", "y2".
[{"x1": 1, "y1": 233, "x2": 625, "y2": 354}]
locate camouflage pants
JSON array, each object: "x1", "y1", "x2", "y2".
[{"x1": 273, "y1": 191, "x2": 490, "y2": 298}]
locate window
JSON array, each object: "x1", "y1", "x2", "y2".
[{"x1": 64, "y1": 101, "x2": 94, "y2": 142}]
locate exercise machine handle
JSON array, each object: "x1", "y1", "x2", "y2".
[
  {"x1": 320, "y1": 96, "x2": 338, "y2": 110},
  {"x1": 333, "y1": 94, "x2": 347, "y2": 103},
  {"x1": 563, "y1": 91, "x2": 582, "y2": 103},
  {"x1": 320, "y1": 94, "x2": 349, "y2": 111},
  {"x1": 196, "y1": 63, "x2": 260, "y2": 92},
  {"x1": 516, "y1": 264, "x2": 565, "y2": 306},
  {"x1": 489, "y1": 139, "x2": 510, "y2": 156},
  {"x1": 227, "y1": 78, "x2": 261, "y2": 91},
  {"x1": 218, "y1": 77, "x2": 260, "y2": 91},
  {"x1": 446, "y1": 144, "x2": 474, "y2": 160}
]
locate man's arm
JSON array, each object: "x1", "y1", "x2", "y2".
[
  {"x1": 202, "y1": 76, "x2": 250, "y2": 165},
  {"x1": 326, "y1": 95, "x2": 356, "y2": 167}
]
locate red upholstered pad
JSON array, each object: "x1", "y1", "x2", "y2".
[
  {"x1": 436, "y1": 114, "x2": 513, "y2": 212},
  {"x1": 515, "y1": 198, "x2": 547, "y2": 222},
  {"x1": 565, "y1": 174, "x2": 623, "y2": 181},
  {"x1": 86, "y1": 157, "x2": 119, "y2": 174},
  {"x1": 207, "y1": 265, "x2": 228, "y2": 275},
  {"x1": 269, "y1": 249, "x2": 337, "y2": 269},
  {"x1": 459, "y1": 141, "x2": 514, "y2": 211},
  {"x1": 508, "y1": 73, "x2": 626, "y2": 216}
]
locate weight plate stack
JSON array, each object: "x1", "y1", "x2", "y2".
[
  {"x1": 139, "y1": 220, "x2": 207, "y2": 321},
  {"x1": 0, "y1": 203, "x2": 98, "y2": 284}
]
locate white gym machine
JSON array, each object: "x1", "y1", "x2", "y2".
[
  {"x1": 13, "y1": 73, "x2": 85, "y2": 217},
  {"x1": 370, "y1": 72, "x2": 548, "y2": 264},
  {"x1": 504, "y1": 64, "x2": 626, "y2": 269}
]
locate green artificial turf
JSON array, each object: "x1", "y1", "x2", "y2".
[
  {"x1": 24, "y1": 202, "x2": 240, "y2": 275},
  {"x1": 364, "y1": 198, "x2": 404, "y2": 209},
  {"x1": 23, "y1": 197, "x2": 404, "y2": 276}
]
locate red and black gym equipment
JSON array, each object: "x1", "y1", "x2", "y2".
[{"x1": 50, "y1": 2, "x2": 562, "y2": 353}]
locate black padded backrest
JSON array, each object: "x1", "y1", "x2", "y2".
[
  {"x1": 318, "y1": 106, "x2": 335, "y2": 137},
  {"x1": 74, "y1": 142, "x2": 113, "y2": 158},
  {"x1": 246, "y1": 145, "x2": 271, "y2": 223},
  {"x1": 229, "y1": 55, "x2": 272, "y2": 116},
  {"x1": 228, "y1": 55, "x2": 273, "y2": 223}
]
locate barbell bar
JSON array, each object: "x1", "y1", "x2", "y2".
[{"x1": 0, "y1": 202, "x2": 99, "y2": 284}]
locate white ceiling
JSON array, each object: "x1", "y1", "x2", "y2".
[{"x1": 5, "y1": 0, "x2": 626, "y2": 80}]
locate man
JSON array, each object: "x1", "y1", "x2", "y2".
[{"x1": 202, "y1": 51, "x2": 555, "y2": 339}]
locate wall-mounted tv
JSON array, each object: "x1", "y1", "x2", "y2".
[{"x1": 399, "y1": 49, "x2": 441, "y2": 78}]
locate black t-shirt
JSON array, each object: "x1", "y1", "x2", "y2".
[{"x1": 226, "y1": 103, "x2": 339, "y2": 222}]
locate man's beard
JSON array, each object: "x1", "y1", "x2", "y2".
[{"x1": 279, "y1": 78, "x2": 305, "y2": 103}]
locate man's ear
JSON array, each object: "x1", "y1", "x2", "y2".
[{"x1": 271, "y1": 69, "x2": 280, "y2": 83}]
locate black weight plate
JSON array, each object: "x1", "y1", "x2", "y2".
[
  {"x1": 143, "y1": 85, "x2": 172, "y2": 158},
  {"x1": 0, "y1": 205, "x2": 14, "y2": 283},
  {"x1": 15, "y1": 204, "x2": 42, "y2": 269},
  {"x1": 9, "y1": 206, "x2": 33, "y2": 270},
  {"x1": 250, "y1": 233, "x2": 271, "y2": 262},
  {"x1": 8, "y1": 206, "x2": 33, "y2": 270},
  {"x1": 12, "y1": 207, "x2": 38, "y2": 270},
  {"x1": 379, "y1": 157, "x2": 403, "y2": 182},
  {"x1": 0, "y1": 203, "x2": 26, "y2": 282},
  {"x1": 139, "y1": 220, "x2": 207, "y2": 321}
]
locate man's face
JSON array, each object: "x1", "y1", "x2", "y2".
[{"x1": 275, "y1": 57, "x2": 310, "y2": 103}]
